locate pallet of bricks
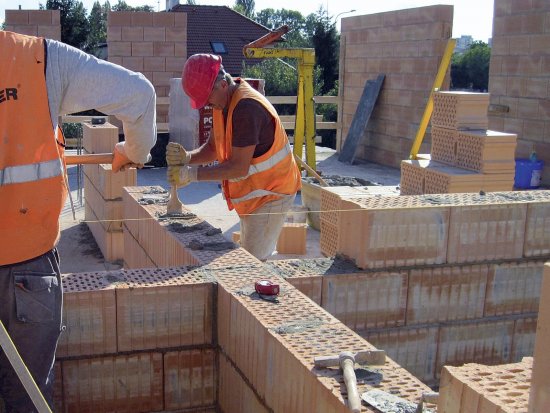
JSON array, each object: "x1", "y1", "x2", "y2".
[{"x1": 401, "y1": 91, "x2": 517, "y2": 195}]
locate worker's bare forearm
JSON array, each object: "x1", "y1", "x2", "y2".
[
  {"x1": 196, "y1": 145, "x2": 255, "y2": 182},
  {"x1": 188, "y1": 141, "x2": 218, "y2": 165},
  {"x1": 196, "y1": 161, "x2": 246, "y2": 181}
]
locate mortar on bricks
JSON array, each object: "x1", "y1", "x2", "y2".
[{"x1": 300, "y1": 175, "x2": 376, "y2": 230}]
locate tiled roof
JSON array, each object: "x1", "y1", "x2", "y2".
[{"x1": 171, "y1": 4, "x2": 270, "y2": 76}]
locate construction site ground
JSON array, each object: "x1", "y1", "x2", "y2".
[{"x1": 58, "y1": 146, "x2": 401, "y2": 273}]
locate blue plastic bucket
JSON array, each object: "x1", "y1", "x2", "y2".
[{"x1": 514, "y1": 159, "x2": 544, "y2": 189}]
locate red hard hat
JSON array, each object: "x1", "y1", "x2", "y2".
[{"x1": 181, "y1": 54, "x2": 222, "y2": 109}]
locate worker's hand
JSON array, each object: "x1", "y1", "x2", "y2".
[
  {"x1": 167, "y1": 165, "x2": 198, "y2": 188},
  {"x1": 166, "y1": 142, "x2": 191, "y2": 166},
  {"x1": 112, "y1": 142, "x2": 144, "y2": 172}
]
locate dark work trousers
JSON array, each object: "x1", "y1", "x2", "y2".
[{"x1": 0, "y1": 248, "x2": 63, "y2": 413}]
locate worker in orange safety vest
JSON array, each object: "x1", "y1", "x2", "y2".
[
  {"x1": 0, "y1": 31, "x2": 156, "y2": 412},
  {"x1": 166, "y1": 54, "x2": 301, "y2": 261}
]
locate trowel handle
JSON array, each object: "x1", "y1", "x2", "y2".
[{"x1": 341, "y1": 355, "x2": 361, "y2": 413}]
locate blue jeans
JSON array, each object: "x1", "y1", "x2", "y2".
[{"x1": 0, "y1": 249, "x2": 62, "y2": 413}]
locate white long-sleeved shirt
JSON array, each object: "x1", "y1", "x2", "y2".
[{"x1": 45, "y1": 39, "x2": 157, "y2": 164}]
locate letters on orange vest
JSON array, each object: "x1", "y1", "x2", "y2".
[
  {"x1": 212, "y1": 80, "x2": 301, "y2": 216},
  {"x1": 0, "y1": 31, "x2": 67, "y2": 265}
]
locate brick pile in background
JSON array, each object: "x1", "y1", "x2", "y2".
[
  {"x1": 82, "y1": 122, "x2": 136, "y2": 261},
  {"x1": 489, "y1": 0, "x2": 550, "y2": 185},
  {"x1": 107, "y1": 11, "x2": 187, "y2": 128},
  {"x1": 4, "y1": 9, "x2": 61, "y2": 40},
  {"x1": 400, "y1": 91, "x2": 517, "y2": 195},
  {"x1": 267, "y1": 257, "x2": 543, "y2": 386}
]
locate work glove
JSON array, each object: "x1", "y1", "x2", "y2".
[
  {"x1": 166, "y1": 142, "x2": 191, "y2": 166},
  {"x1": 112, "y1": 142, "x2": 144, "y2": 172},
  {"x1": 167, "y1": 165, "x2": 198, "y2": 188}
]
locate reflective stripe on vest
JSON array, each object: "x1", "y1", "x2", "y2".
[
  {"x1": 230, "y1": 188, "x2": 289, "y2": 204},
  {"x1": 0, "y1": 159, "x2": 63, "y2": 186},
  {"x1": 228, "y1": 143, "x2": 292, "y2": 183}
]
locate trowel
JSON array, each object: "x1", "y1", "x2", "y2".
[{"x1": 361, "y1": 389, "x2": 438, "y2": 413}]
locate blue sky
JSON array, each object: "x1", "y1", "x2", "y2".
[{"x1": 1, "y1": 0, "x2": 494, "y2": 41}]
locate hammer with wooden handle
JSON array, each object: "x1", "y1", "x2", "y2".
[
  {"x1": 65, "y1": 153, "x2": 113, "y2": 165},
  {"x1": 314, "y1": 350, "x2": 386, "y2": 413}
]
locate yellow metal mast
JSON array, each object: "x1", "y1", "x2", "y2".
[
  {"x1": 409, "y1": 38, "x2": 456, "y2": 159},
  {"x1": 243, "y1": 26, "x2": 317, "y2": 170}
]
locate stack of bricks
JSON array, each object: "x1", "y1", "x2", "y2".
[
  {"x1": 437, "y1": 357, "x2": 532, "y2": 412},
  {"x1": 82, "y1": 122, "x2": 136, "y2": 262},
  {"x1": 107, "y1": 11, "x2": 187, "y2": 128},
  {"x1": 268, "y1": 257, "x2": 543, "y2": 386},
  {"x1": 4, "y1": 9, "x2": 61, "y2": 40},
  {"x1": 400, "y1": 91, "x2": 517, "y2": 195},
  {"x1": 55, "y1": 267, "x2": 217, "y2": 413}
]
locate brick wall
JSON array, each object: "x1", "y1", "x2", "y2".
[
  {"x1": 4, "y1": 9, "x2": 61, "y2": 40},
  {"x1": 338, "y1": 5, "x2": 453, "y2": 167},
  {"x1": 107, "y1": 11, "x2": 187, "y2": 127},
  {"x1": 489, "y1": 0, "x2": 550, "y2": 184}
]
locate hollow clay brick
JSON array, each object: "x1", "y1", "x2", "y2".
[
  {"x1": 447, "y1": 203, "x2": 526, "y2": 263},
  {"x1": 82, "y1": 122, "x2": 119, "y2": 154},
  {"x1": 407, "y1": 264, "x2": 488, "y2": 324},
  {"x1": 164, "y1": 349, "x2": 216, "y2": 410},
  {"x1": 322, "y1": 271, "x2": 408, "y2": 331},
  {"x1": 485, "y1": 261, "x2": 543, "y2": 316},
  {"x1": 62, "y1": 353, "x2": 163, "y2": 413},
  {"x1": 529, "y1": 263, "x2": 550, "y2": 412},
  {"x1": 437, "y1": 320, "x2": 515, "y2": 378},
  {"x1": 116, "y1": 273, "x2": 213, "y2": 351}
]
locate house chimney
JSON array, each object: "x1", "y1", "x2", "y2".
[{"x1": 166, "y1": 0, "x2": 179, "y2": 11}]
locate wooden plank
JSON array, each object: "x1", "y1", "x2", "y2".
[
  {"x1": 267, "y1": 95, "x2": 339, "y2": 104},
  {"x1": 338, "y1": 74, "x2": 385, "y2": 164}
]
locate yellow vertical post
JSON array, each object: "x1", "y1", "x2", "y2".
[
  {"x1": 294, "y1": 70, "x2": 305, "y2": 160},
  {"x1": 302, "y1": 51, "x2": 316, "y2": 169},
  {"x1": 409, "y1": 38, "x2": 456, "y2": 159}
]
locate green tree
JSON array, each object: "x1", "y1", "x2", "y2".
[
  {"x1": 255, "y1": 8, "x2": 309, "y2": 47},
  {"x1": 112, "y1": 0, "x2": 154, "y2": 12},
  {"x1": 451, "y1": 41, "x2": 490, "y2": 91},
  {"x1": 312, "y1": 9, "x2": 339, "y2": 94},
  {"x1": 43, "y1": 0, "x2": 90, "y2": 49},
  {"x1": 85, "y1": 0, "x2": 109, "y2": 55},
  {"x1": 233, "y1": 0, "x2": 255, "y2": 18}
]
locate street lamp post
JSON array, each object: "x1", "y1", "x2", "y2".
[{"x1": 334, "y1": 9, "x2": 356, "y2": 22}]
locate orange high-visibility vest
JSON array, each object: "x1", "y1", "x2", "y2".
[
  {"x1": 213, "y1": 80, "x2": 301, "y2": 216},
  {"x1": 0, "y1": 31, "x2": 67, "y2": 265}
]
